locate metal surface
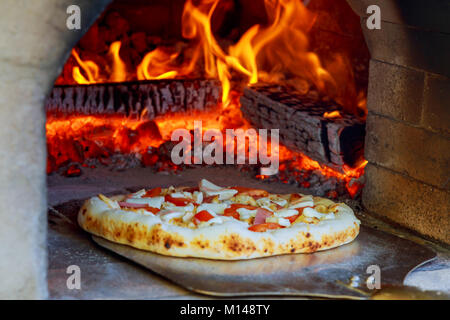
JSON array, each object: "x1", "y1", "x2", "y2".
[{"x1": 92, "y1": 225, "x2": 436, "y2": 299}]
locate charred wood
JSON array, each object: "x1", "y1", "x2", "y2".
[
  {"x1": 240, "y1": 83, "x2": 365, "y2": 171},
  {"x1": 45, "y1": 79, "x2": 222, "y2": 119}
]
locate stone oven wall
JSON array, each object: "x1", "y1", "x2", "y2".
[
  {"x1": 348, "y1": 0, "x2": 449, "y2": 243},
  {"x1": 0, "y1": 0, "x2": 111, "y2": 299}
]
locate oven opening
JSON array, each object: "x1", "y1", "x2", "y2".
[
  {"x1": 0, "y1": 0, "x2": 448, "y2": 300},
  {"x1": 46, "y1": 0, "x2": 369, "y2": 200}
]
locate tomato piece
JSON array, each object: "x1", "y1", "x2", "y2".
[
  {"x1": 223, "y1": 210, "x2": 240, "y2": 220},
  {"x1": 194, "y1": 210, "x2": 214, "y2": 222},
  {"x1": 223, "y1": 204, "x2": 258, "y2": 220},
  {"x1": 143, "y1": 187, "x2": 161, "y2": 197},
  {"x1": 286, "y1": 214, "x2": 300, "y2": 223},
  {"x1": 248, "y1": 223, "x2": 283, "y2": 232},
  {"x1": 295, "y1": 207, "x2": 312, "y2": 214},
  {"x1": 144, "y1": 207, "x2": 159, "y2": 214},
  {"x1": 164, "y1": 195, "x2": 194, "y2": 206},
  {"x1": 231, "y1": 204, "x2": 258, "y2": 210}
]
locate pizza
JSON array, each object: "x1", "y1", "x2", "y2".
[{"x1": 78, "y1": 179, "x2": 360, "y2": 260}]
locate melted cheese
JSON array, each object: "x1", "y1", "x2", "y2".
[
  {"x1": 236, "y1": 208, "x2": 258, "y2": 220},
  {"x1": 197, "y1": 203, "x2": 227, "y2": 216},
  {"x1": 98, "y1": 194, "x2": 120, "y2": 209},
  {"x1": 274, "y1": 208, "x2": 298, "y2": 218},
  {"x1": 289, "y1": 195, "x2": 314, "y2": 209},
  {"x1": 199, "y1": 179, "x2": 238, "y2": 200},
  {"x1": 126, "y1": 196, "x2": 164, "y2": 209},
  {"x1": 159, "y1": 210, "x2": 185, "y2": 222}
]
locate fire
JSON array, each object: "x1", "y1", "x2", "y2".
[
  {"x1": 72, "y1": 41, "x2": 127, "y2": 83},
  {"x1": 109, "y1": 41, "x2": 127, "y2": 82},
  {"x1": 71, "y1": 49, "x2": 100, "y2": 84},
  {"x1": 324, "y1": 111, "x2": 341, "y2": 119},
  {"x1": 50, "y1": 0, "x2": 368, "y2": 197},
  {"x1": 137, "y1": 48, "x2": 179, "y2": 80},
  {"x1": 68, "y1": 0, "x2": 364, "y2": 114}
]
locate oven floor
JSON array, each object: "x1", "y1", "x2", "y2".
[{"x1": 47, "y1": 166, "x2": 450, "y2": 299}]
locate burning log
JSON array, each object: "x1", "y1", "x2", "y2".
[
  {"x1": 45, "y1": 79, "x2": 222, "y2": 119},
  {"x1": 240, "y1": 83, "x2": 365, "y2": 171}
]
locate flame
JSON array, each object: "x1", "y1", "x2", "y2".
[
  {"x1": 324, "y1": 111, "x2": 341, "y2": 119},
  {"x1": 72, "y1": 41, "x2": 127, "y2": 84},
  {"x1": 68, "y1": 0, "x2": 364, "y2": 114},
  {"x1": 109, "y1": 41, "x2": 127, "y2": 82},
  {"x1": 71, "y1": 49, "x2": 100, "y2": 84},
  {"x1": 137, "y1": 48, "x2": 180, "y2": 80}
]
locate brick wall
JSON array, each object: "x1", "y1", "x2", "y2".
[{"x1": 348, "y1": 0, "x2": 450, "y2": 243}]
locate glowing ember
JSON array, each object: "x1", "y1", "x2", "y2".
[{"x1": 323, "y1": 111, "x2": 341, "y2": 119}]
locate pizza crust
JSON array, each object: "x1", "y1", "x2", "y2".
[{"x1": 78, "y1": 193, "x2": 360, "y2": 260}]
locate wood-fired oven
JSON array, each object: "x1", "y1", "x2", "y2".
[{"x1": 0, "y1": 0, "x2": 448, "y2": 299}]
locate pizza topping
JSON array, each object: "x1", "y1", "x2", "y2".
[
  {"x1": 203, "y1": 195, "x2": 219, "y2": 203},
  {"x1": 182, "y1": 211, "x2": 196, "y2": 223},
  {"x1": 266, "y1": 216, "x2": 291, "y2": 227},
  {"x1": 98, "y1": 194, "x2": 120, "y2": 209},
  {"x1": 255, "y1": 197, "x2": 270, "y2": 207},
  {"x1": 110, "y1": 180, "x2": 339, "y2": 228},
  {"x1": 232, "y1": 187, "x2": 269, "y2": 198},
  {"x1": 170, "y1": 191, "x2": 194, "y2": 199},
  {"x1": 134, "y1": 208, "x2": 158, "y2": 215},
  {"x1": 232, "y1": 193, "x2": 258, "y2": 206},
  {"x1": 286, "y1": 214, "x2": 300, "y2": 223},
  {"x1": 274, "y1": 208, "x2": 299, "y2": 218},
  {"x1": 302, "y1": 207, "x2": 333, "y2": 219},
  {"x1": 159, "y1": 210, "x2": 185, "y2": 222},
  {"x1": 126, "y1": 196, "x2": 164, "y2": 209},
  {"x1": 248, "y1": 222, "x2": 284, "y2": 232},
  {"x1": 289, "y1": 194, "x2": 314, "y2": 209},
  {"x1": 164, "y1": 195, "x2": 194, "y2": 206},
  {"x1": 223, "y1": 209, "x2": 240, "y2": 220},
  {"x1": 143, "y1": 187, "x2": 162, "y2": 198},
  {"x1": 268, "y1": 195, "x2": 288, "y2": 207},
  {"x1": 223, "y1": 204, "x2": 255, "y2": 220},
  {"x1": 236, "y1": 207, "x2": 258, "y2": 220},
  {"x1": 193, "y1": 191, "x2": 203, "y2": 204},
  {"x1": 194, "y1": 210, "x2": 215, "y2": 222},
  {"x1": 130, "y1": 189, "x2": 147, "y2": 198},
  {"x1": 118, "y1": 201, "x2": 152, "y2": 209},
  {"x1": 199, "y1": 179, "x2": 238, "y2": 200},
  {"x1": 253, "y1": 208, "x2": 273, "y2": 225},
  {"x1": 197, "y1": 203, "x2": 227, "y2": 216},
  {"x1": 183, "y1": 186, "x2": 199, "y2": 193}
]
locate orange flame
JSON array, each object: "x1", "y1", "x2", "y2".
[
  {"x1": 324, "y1": 111, "x2": 341, "y2": 119},
  {"x1": 69, "y1": 0, "x2": 364, "y2": 114},
  {"x1": 71, "y1": 49, "x2": 100, "y2": 84},
  {"x1": 109, "y1": 41, "x2": 127, "y2": 82},
  {"x1": 72, "y1": 41, "x2": 127, "y2": 84}
]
